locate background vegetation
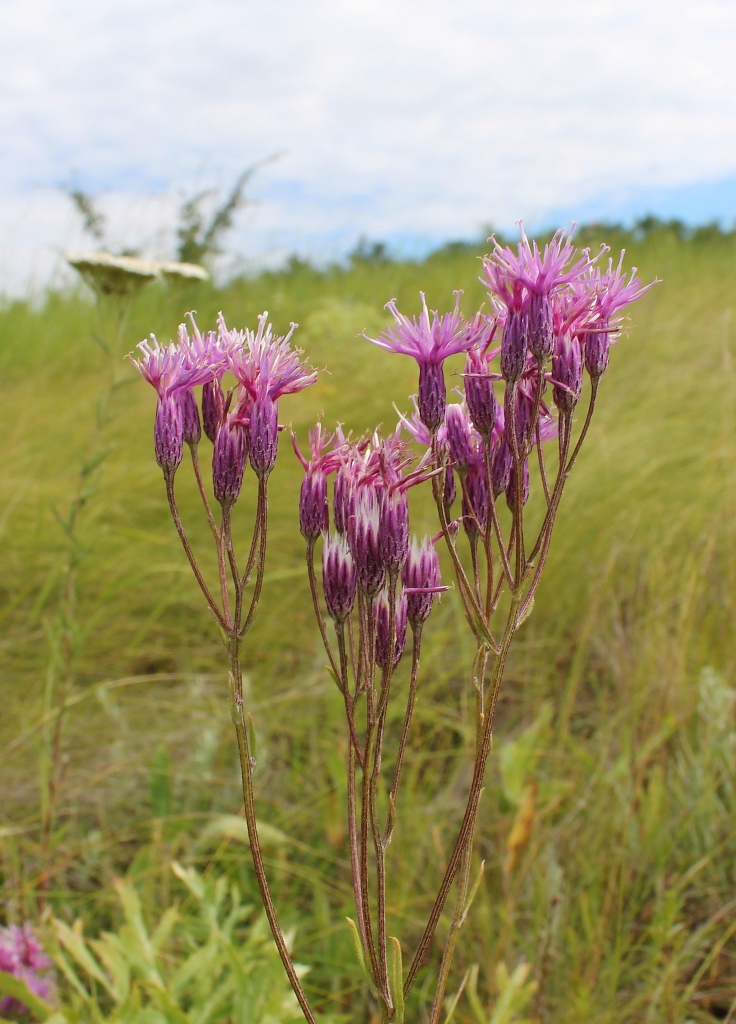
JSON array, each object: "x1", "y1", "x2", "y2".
[{"x1": 1, "y1": 220, "x2": 736, "y2": 1022}]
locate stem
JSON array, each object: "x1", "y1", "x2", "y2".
[
  {"x1": 428, "y1": 825, "x2": 476, "y2": 1024},
  {"x1": 222, "y1": 507, "x2": 243, "y2": 631},
  {"x1": 535, "y1": 422, "x2": 551, "y2": 506},
  {"x1": 404, "y1": 591, "x2": 521, "y2": 998},
  {"x1": 337, "y1": 623, "x2": 369, "y2": 950},
  {"x1": 166, "y1": 475, "x2": 226, "y2": 630},
  {"x1": 565, "y1": 378, "x2": 599, "y2": 475},
  {"x1": 190, "y1": 445, "x2": 231, "y2": 624},
  {"x1": 240, "y1": 477, "x2": 269, "y2": 638},
  {"x1": 228, "y1": 645, "x2": 318, "y2": 1024},
  {"x1": 359, "y1": 595, "x2": 382, "y2": 995},
  {"x1": 506, "y1": 387, "x2": 526, "y2": 580},
  {"x1": 384, "y1": 624, "x2": 422, "y2": 845},
  {"x1": 305, "y1": 539, "x2": 343, "y2": 686}
]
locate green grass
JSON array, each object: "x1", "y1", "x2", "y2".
[{"x1": 2, "y1": 224, "x2": 736, "y2": 1022}]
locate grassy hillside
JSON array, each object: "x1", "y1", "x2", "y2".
[{"x1": 1, "y1": 224, "x2": 736, "y2": 1022}]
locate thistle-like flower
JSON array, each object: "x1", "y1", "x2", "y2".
[
  {"x1": 213, "y1": 406, "x2": 249, "y2": 508},
  {"x1": 348, "y1": 488, "x2": 385, "y2": 596},
  {"x1": 294, "y1": 424, "x2": 343, "y2": 542},
  {"x1": 464, "y1": 344, "x2": 501, "y2": 440},
  {"x1": 402, "y1": 536, "x2": 444, "y2": 627},
  {"x1": 0, "y1": 924, "x2": 55, "y2": 1017},
  {"x1": 579, "y1": 253, "x2": 654, "y2": 380},
  {"x1": 445, "y1": 402, "x2": 476, "y2": 471},
  {"x1": 364, "y1": 293, "x2": 490, "y2": 432},
  {"x1": 323, "y1": 533, "x2": 357, "y2": 622}
]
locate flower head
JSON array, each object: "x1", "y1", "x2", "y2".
[
  {"x1": 374, "y1": 588, "x2": 408, "y2": 671},
  {"x1": 323, "y1": 533, "x2": 357, "y2": 622},
  {"x1": 402, "y1": 537, "x2": 445, "y2": 627},
  {"x1": 0, "y1": 924, "x2": 55, "y2": 1017}
]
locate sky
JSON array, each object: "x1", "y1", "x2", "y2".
[{"x1": 1, "y1": 0, "x2": 736, "y2": 294}]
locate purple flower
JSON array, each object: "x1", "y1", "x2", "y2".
[
  {"x1": 348, "y1": 488, "x2": 385, "y2": 596},
  {"x1": 293, "y1": 424, "x2": 343, "y2": 542},
  {"x1": 202, "y1": 379, "x2": 224, "y2": 443},
  {"x1": 179, "y1": 389, "x2": 201, "y2": 448},
  {"x1": 364, "y1": 293, "x2": 491, "y2": 432},
  {"x1": 226, "y1": 312, "x2": 317, "y2": 402},
  {"x1": 491, "y1": 439, "x2": 513, "y2": 499},
  {"x1": 577, "y1": 252, "x2": 655, "y2": 379},
  {"x1": 462, "y1": 460, "x2": 488, "y2": 539},
  {"x1": 402, "y1": 536, "x2": 444, "y2": 627},
  {"x1": 213, "y1": 408, "x2": 248, "y2": 508},
  {"x1": 552, "y1": 333, "x2": 583, "y2": 413},
  {"x1": 374, "y1": 588, "x2": 408, "y2": 671},
  {"x1": 130, "y1": 328, "x2": 224, "y2": 476},
  {"x1": 445, "y1": 402, "x2": 476, "y2": 471},
  {"x1": 464, "y1": 345, "x2": 501, "y2": 440},
  {"x1": 0, "y1": 924, "x2": 55, "y2": 1017},
  {"x1": 443, "y1": 464, "x2": 457, "y2": 517},
  {"x1": 322, "y1": 533, "x2": 357, "y2": 622},
  {"x1": 248, "y1": 390, "x2": 279, "y2": 478},
  {"x1": 379, "y1": 490, "x2": 409, "y2": 572}
]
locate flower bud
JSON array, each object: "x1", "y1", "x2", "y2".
[
  {"x1": 180, "y1": 389, "x2": 201, "y2": 448},
  {"x1": 375, "y1": 588, "x2": 408, "y2": 671},
  {"x1": 402, "y1": 536, "x2": 442, "y2": 627},
  {"x1": 300, "y1": 470, "x2": 328, "y2": 542},
  {"x1": 322, "y1": 533, "x2": 357, "y2": 622},
  {"x1": 505, "y1": 458, "x2": 530, "y2": 513},
  {"x1": 464, "y1": 350, "x2": 498, "y2": 440},
  {"x1": 583, "y1": 329, "x2": 610, "y2": 380},
  {"x1": 249, "y1": 395, "x2": 279, "y2": 478},
  {"x1": 445, "y1": 404, "x2": 474, "y2": 470},
  {"x1": 500, "y1": 309, "x2": 528, "y2": 385},
  {"x1": 418, "y1": 361, "x2": 446, "y2": 433},
  {"x1": 348, "y1": 489, "x2": 385, "y2": 595},
  {"x1": 333, "y1": 470, "x2": 352, "y2": 536},
  {"x1": 491, "y1": 439, "x2": 513, "y2": 499},
  {"x1": 528, "y1": 292, "x2": 554, "y2": 361},
  {"x1": 154, "y1": 396, "x2": 184, "y2": 477},
  {"x1": 552, "y1": 334, "x2": 583, "y2": 414},
  {"x1": 213, "y1": 418, "x2": 247, "y2": 508},
  {"x1": 462, "y1": 461, "x2": 488, "y2": 539},
  {"x1": 201, "y1": 379, "x2": 223, "y2": 443},
  {"x1": 380, "y1": 491, "x2": 409, "y2": 571}
]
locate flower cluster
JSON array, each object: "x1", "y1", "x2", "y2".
[
  {"x1": 130, "y1": 311, "x2": 316, "y2": 494},
  {"x1": 0, "y1": 924, "x2": 55, "y2": 1017},
  {"x1": 294, "y1": 425, "x2": 446, "y2": 663}
]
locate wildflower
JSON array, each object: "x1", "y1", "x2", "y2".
[
  {"x1": 445, "y1": 402, "x2": 476, "y2": 471},
  {"x1": 348, "y1": 488, "x2": 385, "y2": 596},
  {"x1": 443, "y1": 465, "x2": 457, "y2": 518},
  {"x1": 464, "y1": 344, "x2": 501, "y2": 440},
  {"x1": 375, "y1": 588, "x2": 408, "y2": 671},
  {"x1": 180, "y1": 390, "x2": 201, "y2": 448},
  {"x1": 365, "y1": 293, "x2": 490, "y2": 432},
  {"x1": 201, "y1": 380, "x2": 223, "y2": 442},
  {"x1": 491, "y1": 439, "x2": 513, "y2": 498},
  {"x1": 248, "y1": 390, "x2": 279, "y2": 478},
  {"x1": 402, "y1": 537, "x2": 444, "y2": 627},
  {"x1": 0, "y1": 924, "x2": 55, "y2": 1017},
  {"x1": 552, "y1": 332, "x2": 583, "y2": 414},
  {"x1": 130, "y1": 330, "x2": 222, "y2": 477},
  {"x1": 322, "y1": 533, "x2": 357, "y2": 622},
  {"x1": 578, "y1": 253, "x2": 655, "y2": 380},
  {"x1": 380, "y1": 489, "x2": 410, "y2": 572},
  {"x1": 213, "y1": 406, "x2": 249, "y2": 508},
  {"x1": 294, "y1": 424, "x2": 342, "y2": 542},
  {"x1": 462, "y1": 460, "x2": 488, "y2": 539}
]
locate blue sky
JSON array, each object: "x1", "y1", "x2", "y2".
[{"x1": 1, "y1": 0, "x2": 736, "y2": 293}]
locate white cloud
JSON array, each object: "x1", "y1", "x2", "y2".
[{"x1": 1, "y1": 0, "x2": 736, "y2": 293}]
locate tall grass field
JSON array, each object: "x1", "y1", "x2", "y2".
[{"x1": 1, "y1": 223, "x2": 736, "y2": 1022}]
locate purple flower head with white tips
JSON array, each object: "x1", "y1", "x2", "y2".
[
  {"x1": 402, "y1": 536, "x2": 445, "y2": 627},
  {"x1": 0, "y1": 924, "x2": 56, "y2": 1017},
  {"x1": 379, "y1": 489, "x2": 410, "y2": 571},
  {"x1": 293, "y1": 423, "x2": 345, "y2": 542},
  {"x1": 445, "y1": 401, "x2": 477, "y2": 471},
  {"x1": 365, "y1": 293, "x2": 492, "y2": 432},
  {"x1": 131, "y1": 326, "x2": 224, "y2": 476},
  {"x1": 348, "y1": 487, "x2": 385, "y2": 596},
  {"x1": 374, "y1": 588, "x2": 408, "y2": 671},
  {"x1": 226, "y1": 311, "x2": 317, "y2": 402},
  {"x1": 464, "y1": 342, "x2": 501, "y2": 439},
  {"x1": 322, "y1": 533, "x2": 357, "y2": 622},
  {"x1": 552, "y1": 332, "x2": 584, "y2": 414}
]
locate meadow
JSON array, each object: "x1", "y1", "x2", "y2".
[{"x1": 1, "y1": 222, "x2": 736, "y2": 1022}]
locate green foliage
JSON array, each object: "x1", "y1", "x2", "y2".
[
  {"x1": 2, "y1": 226, "x2": 736, "y2": 1020},
  {"x1": 50, "y1": 864, "x2": 309, "y2": 1023}
]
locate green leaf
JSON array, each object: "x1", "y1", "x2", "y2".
[
  {"x1": 0, "y1": 968, "x2": 55, "y2": 1021},
  {"x1": 389, "y1": 937, "x2": 404, "y2": 1024},
  {"x1": 345, "y1": 918, "x2": 377, "y2": 998}
]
